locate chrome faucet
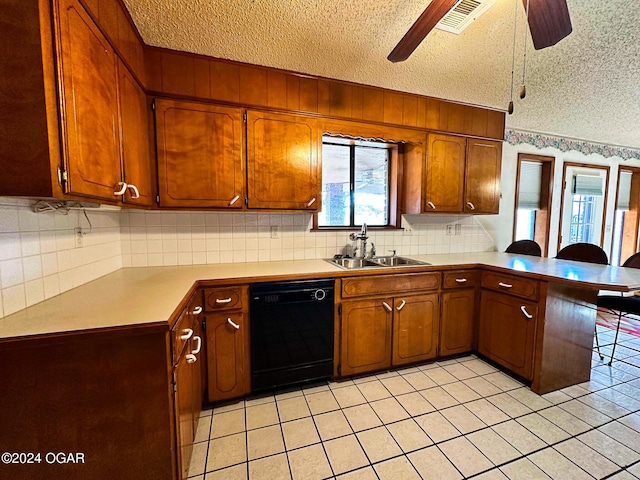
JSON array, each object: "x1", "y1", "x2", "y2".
[{"x1": 349, "y1": 223, "x2": 369, "y2": 258}]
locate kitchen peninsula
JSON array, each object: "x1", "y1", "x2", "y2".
[{"x1": 1, "y1": 252, "x2": 639, "y2": 480}]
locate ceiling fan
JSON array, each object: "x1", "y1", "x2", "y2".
[{"x1": 387, "y1": 0, "x2": 572, "y2": 63}]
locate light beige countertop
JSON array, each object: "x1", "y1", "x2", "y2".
[{"x1": 2, "y1": 253, "x2": 640, "y2": 340}]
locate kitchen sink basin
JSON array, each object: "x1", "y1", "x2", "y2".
[
  {"x1": 330, "y1": 257, "x2": 381, "y2": 269},
  {"x1": 327, "y1": 256, "x2": 430, "y2": 269},
  {"x1": 368, "y1": 256, "x2": 429, "y2": 267}
]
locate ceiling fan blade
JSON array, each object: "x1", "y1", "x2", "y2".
[
  {"x1": 388, "y1": 0, "x2": 459, "y2": 63},
  {"x1": 524, "y1": 0, "x2": 572, "y2": 50}
]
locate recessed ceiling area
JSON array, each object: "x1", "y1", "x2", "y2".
[{"x1": 122, "y1": 0, "x2": 640, "y2": 149}]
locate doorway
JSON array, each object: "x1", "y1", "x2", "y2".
[{"x1": 558, "y1": 164, "x2": 609, "y2": 252}]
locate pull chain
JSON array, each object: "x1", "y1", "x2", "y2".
[
  {"x1": 508, "y1": 0, "x2": 518, "y2": 114},
  {"x1": 520, "y1": 0, "x2": 530, "y2": 99}
]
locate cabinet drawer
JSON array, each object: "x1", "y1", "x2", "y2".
[
  {"x1": 341, "y1": 273, "x2": 440, "y2": 298},
  {"x1": 204, "y1": 287, "x2": 245, "y2": 311},
  {"x1": 442, "y1": 270, "x2": 479, "y2": 289},
  {"x1": 481, "y1": 271, "x2": 538, "y2": 301}
]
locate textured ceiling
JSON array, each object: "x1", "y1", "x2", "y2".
[{"x1": 123, "y1": 0, "x2": 640, "y2": 149}]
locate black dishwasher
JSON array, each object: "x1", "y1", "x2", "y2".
[{"x1": 250, "y1": 279, "x2": 335, "y2": 391}]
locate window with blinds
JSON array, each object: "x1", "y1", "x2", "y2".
[
  {"x1": 617, "y1": 171, "x2": 632, "y2": 210},
  {"x1": 517, "y1": 161, "x2": 543, "y2": 209},
  {"x1": 572, "y1": 174, "x2": 604, "y2": 196}
]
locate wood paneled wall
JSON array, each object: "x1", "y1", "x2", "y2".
[
  {"x1": 144, "y1": 47, "x2": 505, "y2": 141},
  {"x1": 80, "y1": 0, "x2": 146, "y2": 85}
]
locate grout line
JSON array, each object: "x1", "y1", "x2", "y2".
[{"x1": 195, "y1": 353, "x2": 640, "y2": 479}]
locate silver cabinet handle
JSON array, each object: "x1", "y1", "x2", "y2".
[
  {"x1": 520, "y1": 306, "x2": 533, "y2": 319},
  {"x1": 396, "y1": 300, "x2": 406, "y2": 311},
  {"x1": 192, "y1": 306, "x2": 203, "y2": 315},
  {"x1": 427, "y1": 201, "x2": 436, "y2": 210},
  {"x1": 229, "y1": 195, "x2": 240, "y2": 205},
  {"x1": 227, "y1": 318, "x2": 240, "y2": 329},
  {"x1": 127, "y1": 183, "x2": 140, "y2": 199},
  {"x1": 307, "y1": 197, "x2": 316, "y2": 207},
  {"x1": 382, "y1": 301, "x2": 392, "y2": 312},
  {"x1": 114, "y1": 182, "x2": 127, "y2": 196},
  {"x1": 455, "y1": 278, "x2": 467, "y2": 283},
  {"x1": 186, "y1": 354, "x2": 197, "y2": 364},
  {"x1": 191, "y1": 336, "x2": 202, "y2": 355},
  {"x1": 180, "y1": 328, "x2": 193, "y2": 340},
  {"x1": 216, "y1": 298, "x2": 232, "y2": 304},
  {"x1": 466, "y1": 201, "x2": 475, "y2": 210},
  {"x1": 498, "y1": 282, "x2": 513, "y2": 288}
]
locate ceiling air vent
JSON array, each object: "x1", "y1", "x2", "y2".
[{"x1": 435, "y1": 0, "x2": 495, "y2": 34}]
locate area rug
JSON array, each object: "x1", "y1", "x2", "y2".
[{"x1": 597, "y1": 309, "x2": 640, "y2": 337}]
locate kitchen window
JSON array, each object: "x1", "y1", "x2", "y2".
[{"x1": 317, "y1": 138, "x2": 391, "y2": 228}]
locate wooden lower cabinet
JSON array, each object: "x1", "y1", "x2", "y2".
[
  {"x1": 206, "y1": 311, "x2": 250, "y2": 401},
  {"x1": 340, "y1": 293, "x2": 439, "y2": 375},
  {"x1": 478, "y1": 290, "x2": 538, "y2": 380},
  {"x1": 392, "y1": 294, "x2": 439, "y2": 366},
  {"x1": 340, "y1": 298, "x2": 393, "y2": 376},
  {"x1": 174, "y1": 343, "x2": 196, "y2": 480},
  {"x1": 440, "y1": 289, "x2": 475, "y2": 356}
]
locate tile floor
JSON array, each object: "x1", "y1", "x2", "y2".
[{"x1": 188, "y1": 326, "x2": 640, "y2": 479}]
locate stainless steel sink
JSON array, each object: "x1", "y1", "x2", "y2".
[
  {"x1": 330, "y1": 257, "x2": 381, "y2": 269},
  {"x1": 326, "y1": 256, "x2": 430, "y2": 269},
  {"x1": 368, "y1": 256, "x2": 430, "y2": 267}
]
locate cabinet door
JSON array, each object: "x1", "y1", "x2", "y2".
[
  {"x1": 174, "y1": 351, "x2": 194, "y2": 480},
  {"x1": 340, "y1": 298, "x2": 392, "y2": 376},
  {"x1": 206, "y1": 312, "x2": 250, "y2": 402},
  {"x1": 246, "y1": 111, "x2": 319, "y2": 210},
  {"x1": 441, "y1": 289, "x2": 475, "y2": 356},
  {"x1": 118, "y1": 62, "x2": 153, "y2": 206},
  {"x1": 464, "y1": 139, "x2": 502, "y2": 214},
  {"x1": 392, "y1": 294, "x2": 439, "y2": 366},
  {"x1": 155, "y1": 99, "x2": 245, "y2": 208},
  {"x1": 56, "y1": 0, "x2": 122, "y2": 199},
  {"x1": 425, "y1": 134, "x2": 466, "y2": 213},
  {"x1": 479, "y1": 290, "x2": 537, "y2": 380},
  {"x1": 191, "y1": 313, "x2": 204, "y2": 432}
]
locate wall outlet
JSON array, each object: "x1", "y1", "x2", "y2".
[
  {"x1": 403, "y1": 227, "x2": 413, "y2": 236},
  {"x1": 270, "y1": 225, "x2": 279, "y2": 239},
  {"x1": 74, "y1": 227, "x2": 83, "y2": 247},
  {"x1": 455, "y1": 223, "x2": 462, "y2": 235},
  {"x1": 446, "y1": 225, "x2": 453, "y2": 235}
]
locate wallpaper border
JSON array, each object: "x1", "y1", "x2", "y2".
[{"x1": 505, "y1": 129, "x2": 640, "y2": 161}]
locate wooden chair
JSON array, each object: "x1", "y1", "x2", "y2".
[
  {"x1": 505, "y1": 240, "x2": 542, "y2": 257},
  {"x1": 596, "y1": 252, "x2": 640, "y2": 365},
  {"x1": 555, "y1": 242, "x2": 609, "y2": 265}
]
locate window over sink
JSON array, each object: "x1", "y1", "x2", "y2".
[{"x1": 318, "y1": 137, "x2": 392, "y2": 228}]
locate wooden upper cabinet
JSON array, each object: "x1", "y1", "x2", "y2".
[
  {"x1": 118, "y1": 62, "x2": 152, "y2": 206},
  {"x1": 155, "y1": 99, "x2": 245, "y2": 208},
  {"x1": 56, "y1": 0, "x2": 122, "y2": 200},
  {"x1": 425, "y1": 134, "x2": 466, "y2": 213},
  {"x1": 464, "y1": 139, "x2": 502, "y2": 214},
  {"x1": 422, "y1": 134, "x2": 502, "y2": 215},
  {"x1": 246, "y1": 110, "x2": 319, "y2": 210}
]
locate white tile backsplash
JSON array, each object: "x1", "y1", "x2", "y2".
[
  {"x1": 119, "y1": 211, "x2": 496, "y2": 268},
  {"x1": 0, "y1": 197, "x2": 122, "y2": 318},
  {"x1": 0, "y1": 198, "x2": 496, "y2": 319}
]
